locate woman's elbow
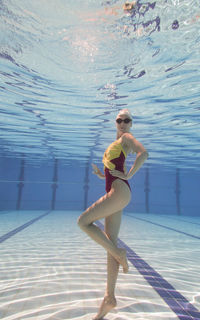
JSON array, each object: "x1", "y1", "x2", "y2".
[
  {"x1": 142, "y1": 150, "x2": 149, "y2": 160},
  {"x1": 145, "y1": 150, "x2": 149, "y2": 158}
]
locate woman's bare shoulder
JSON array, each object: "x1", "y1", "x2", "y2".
[
  {"x1": 122, "y1": 133, "x2": 147, "y2": 154},
  {"x1": 121, "y1": 133, "x2": 135, "y2": 143},
  {"x1": 121, "y1": 133, "x2": 135, "y2": 153}
]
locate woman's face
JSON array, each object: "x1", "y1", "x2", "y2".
[{"x1": 116, "y1": 115, "x2": 132, "y2": 135}]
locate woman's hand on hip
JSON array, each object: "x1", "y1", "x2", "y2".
[{"x1": 109, "y1": 169, "x2": 128, "y2": 180}]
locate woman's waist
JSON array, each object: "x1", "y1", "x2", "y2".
[
  {"x1": 104, "y1": 166, "x2": 124, "y2": 175},
  {"x1": 104, "y1": 167, "x2": 131, "y2": 191}
]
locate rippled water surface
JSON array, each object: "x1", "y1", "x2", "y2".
[{"x1": 0, "y1": 0, "x2": 200, "y2": 169}]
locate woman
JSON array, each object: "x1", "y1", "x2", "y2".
[{"x1": 78, "y1": 109, "x2": 148, "y2": 320}]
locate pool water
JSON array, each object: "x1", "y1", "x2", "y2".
[
  {"x1": 0, "y1": 0, "x2": 200, "y2": 168},
  {"x1": 0, "y1": 1, "x2": 200, "y2": 319}
]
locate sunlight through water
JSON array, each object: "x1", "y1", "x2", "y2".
[{"x1": 0, "y1": 0, "x2": 200, "y2": 169}]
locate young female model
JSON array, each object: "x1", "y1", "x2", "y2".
[{"x1": 78, "y1": 109, "x2": 148, "y2": 319}]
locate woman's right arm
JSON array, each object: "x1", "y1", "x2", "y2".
[{"x1": 92, "y1": 164, "x2": 105, "y2": 179}]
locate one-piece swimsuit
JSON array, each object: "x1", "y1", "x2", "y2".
[{"x1": 102, "y1": 140, "x2": 131, "y2": 193}]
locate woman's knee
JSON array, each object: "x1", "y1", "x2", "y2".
[
  {"x1": 77, "y1": 209, "x2": 92, "y2": 230},
  {"x1": 77, "y1": 213, "x2": 87, "y2": 230}
]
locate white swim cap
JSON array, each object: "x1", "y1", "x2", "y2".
[{"x1": 116, "y1": 108, "x2": 132, "y2": 120}]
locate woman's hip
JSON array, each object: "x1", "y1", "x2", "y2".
[{"x1": 110, "y1": 179, "x2": 131, "y2": 206}]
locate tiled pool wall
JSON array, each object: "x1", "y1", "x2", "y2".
[{"x1": 0, "y1": 156, "x2": 199, "y2": 216}]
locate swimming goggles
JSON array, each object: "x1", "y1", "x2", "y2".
[{"x1": 116, "y1": 118, "x2": 132, "y2": 124}]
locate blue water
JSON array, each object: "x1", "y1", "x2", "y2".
[
  {"x1": 0, "y1": 0, "x2": 200, "y2": 169},
  {"x1": 1, "y1": 2, "x2": 200, "y2": 318}
]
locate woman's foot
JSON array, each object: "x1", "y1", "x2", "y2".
[
  {"x1": 93, "y1": 296, "x2": 117, "y2": 320},
  {"x1": 118, "y1": 248, "x2": 129, "y2": 273}
]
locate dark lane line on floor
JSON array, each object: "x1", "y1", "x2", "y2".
[
  {"x1": 125, "y1": 214, "x2": 200, "y2": 240},
  {"x1": 0, "y1": 211, "x2": 51, "y2": 244},
  {"x1": 96, "y1": 221, "x2": 200, "y2": 320},
  {"x1": 162, "y1": 215, "x2": 200, "y2": 227},
  {"x1": 0, "y1": 211, "x2": 13, "y2": 215}
]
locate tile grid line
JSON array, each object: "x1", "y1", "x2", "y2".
[
  {"x1": 120, "y1": 239, "x2": 200, "y2": 320},
  {"x1": 0, "y1": 211, "x2": 51, "y2": 243},
  {"x1": 0, "y1": 211, "x2": 13, "y2": 216},
  {"x1": 96, "y1": 221, "x2": 200, "y2": 320},
  {"x1": 125, "y1": 213, "x2": 200, "y2": 240},
  {"x1": 158, "y1": 215, "x2": 200, "y2": 227},
  {"x1": 0, "y1": 213, "x2": 199, "y2": 319}
]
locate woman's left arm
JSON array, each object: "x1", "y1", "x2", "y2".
[
  {"x1": 126, "y1": 135, "x2": 148, "y2": 179},
  {"x1": 110, "y1": 134, "x2": 148, "y2": 180}
]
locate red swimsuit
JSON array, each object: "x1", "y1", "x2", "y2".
[{"x1": 102, "y1": 140, "x2": 131, "y2": 193}]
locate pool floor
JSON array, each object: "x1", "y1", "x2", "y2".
[{"x1": 0, "y1": 211, "x2": 200, "y2": 320}]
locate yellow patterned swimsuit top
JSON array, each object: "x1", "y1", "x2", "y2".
[{"x1": 102, "y1": 139, "x2": 127, "y2": 170}]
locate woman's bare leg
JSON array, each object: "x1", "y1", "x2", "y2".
[
  {"x1": 93, "y1": 210, "x2": 122, "y2": 320},
  {"x1": 77, "y1": 180, "x2": 131, "y2": 271}
]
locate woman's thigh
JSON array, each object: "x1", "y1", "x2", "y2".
[{"x1": 78, "y1": 179, "x2": 131, "y2": 226}]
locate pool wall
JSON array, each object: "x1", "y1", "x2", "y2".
[{"x1": 0, "y1": 156, "x2": 199, "y2": 216}]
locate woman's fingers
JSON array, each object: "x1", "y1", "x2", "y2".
[
  {"x1": 92, "y1": 163, "x2": 98, "y2": 174},
  {"x1": 110, "y1": 170, "x2": 121, "y2": 177},
  {"x1": 110, "y1": 170, "x2": 127, "y2": 179}
]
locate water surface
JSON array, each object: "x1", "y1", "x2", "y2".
[{"x1": 0, "y1": 0, "x2": 200, "y2": 169}]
